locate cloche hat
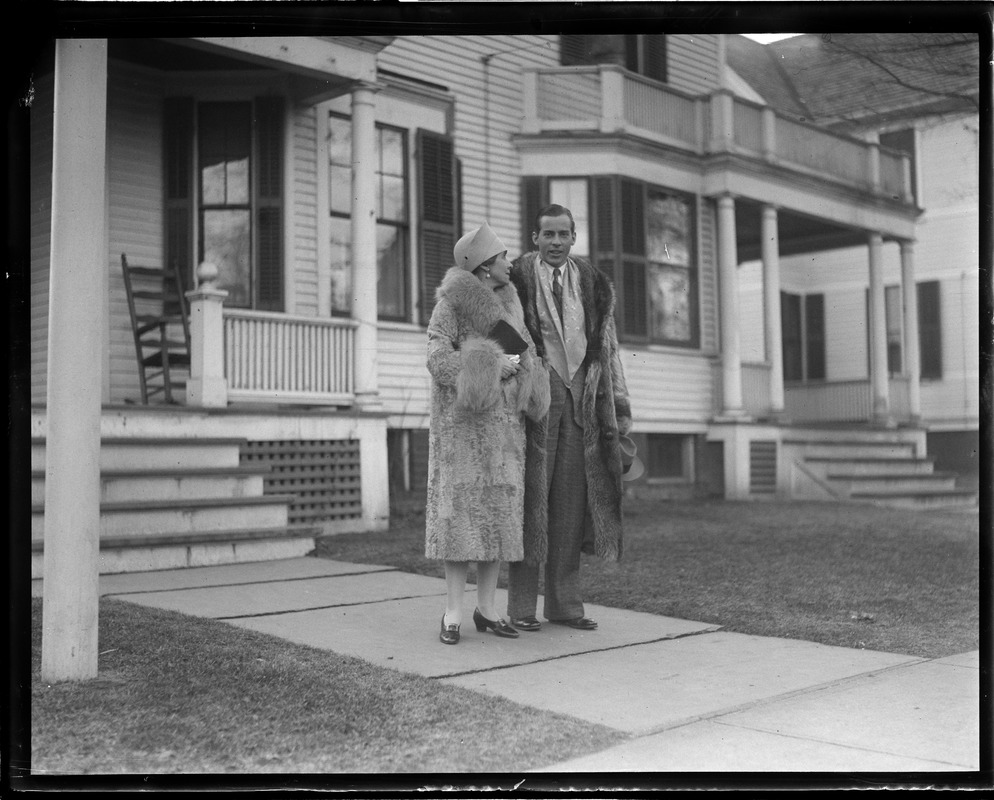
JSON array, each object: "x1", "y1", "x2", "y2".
[{"x1": 454, "y1": 221, "x2": 506, "y2": 271}]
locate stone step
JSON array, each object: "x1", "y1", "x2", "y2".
[
  {"x1": 30, "y1": 466, "x2": 271, "y2": 506},
  {"x1": 795, "y1": 441, "x2": 918, "y2": 460},
  {"x1": 827, "y1": 472, "x2": 959, "y2": 495},
  {"x1": 850, "y1": 490, "x2": 978, "y2": 510},
  {"x1": 31, "y1": 437, "x2": 247, "y2": 472},
  {"x1": 804, "y1": 457, "x2": 936, "y2": 476},
  {"x1": 31, "y1": 495, "x2": 295, "y2": 539},
  {"x1": 30, "y1": 525, "x2": 321, "y2": 578}
]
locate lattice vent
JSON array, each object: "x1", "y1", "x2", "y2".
[
  {"x1": 242, "y1": 439, "x2": 362, "y2": 524},
  {"x1": 749, "y1": 440, "x2": 777, "y2": 495}
]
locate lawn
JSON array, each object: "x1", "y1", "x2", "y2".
[{"x1": 315, "y1": 497, "x2": 980, "y2": 659}]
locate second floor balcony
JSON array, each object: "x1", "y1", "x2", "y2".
[{"x1": 520, "y1": 65, "x2": 914, "y2": 205}]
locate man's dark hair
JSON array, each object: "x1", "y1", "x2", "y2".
[{"x1": 534, "y1": 204, "x2": 575, "y2": 235}]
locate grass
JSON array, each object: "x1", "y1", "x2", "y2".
[
  {"x1": 30, "y1": 599, "x2": 624, "y2": 776},
  {"x1": 316, "y1": 497, "x2": 980, "y2": 659},
  {"x1": 28, "y1": 497, "x2": 979, "y2": 776}
]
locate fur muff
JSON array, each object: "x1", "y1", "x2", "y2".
[
  {"x1": 424, "y1": 267, "x2": 550, "y2": 564},
  {"x1": 511, "y1": 252, "x2": 632, "y2": 564}
]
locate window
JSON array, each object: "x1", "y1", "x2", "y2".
[
  {"x1": 918, "y1": 280, "x2": 942, "y2": 379},
  {"x1": 328, "y1": 114, "x2": 410, "y2": 320},
  {"x1": 647, "y1": 433, "x2": 689, "y2": 480},
  {"x1": 521, "y1": 175, "x2": 698, "y2": 347},
  {"x1": 879, "y1": 128, "x2": 917, "y2": 204},
  {"x1": 561, "y1": 35, "x2": 667, "y2": 82},
  {"x1": 165, "y1": 96, "x2": 285, "y2": 311},
  {"x1": 781, "y1": 291, "x2": 825, "y2": 381},
  {"x1": 885, "y1": 285, "x2": 903, "y2": 375}
]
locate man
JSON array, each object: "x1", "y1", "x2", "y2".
[{"x1": 507, "y1": 204, "x2": 632, "y2": 631}]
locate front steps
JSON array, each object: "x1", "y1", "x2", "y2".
[
  {"x1": 785, "y1": 431, "x2": 977, "y2": 510},
  {"x1": 31, "y1": 436, "x2": 319, "y2": 578}
]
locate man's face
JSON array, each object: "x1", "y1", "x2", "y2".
[{"x1": 532, "y1": 214, "x2": 575, "y2": 268}]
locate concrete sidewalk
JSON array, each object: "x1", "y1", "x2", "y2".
[{"x1": 32, "y1": 556, "x2": 980, "y2": 773}]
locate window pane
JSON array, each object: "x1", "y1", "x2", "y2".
[
  {"x1": 380, "y1": 129, "x2": 404, "y2": 177},
  {"x1": 885, "y1": 285, "x2": 903, "y2": 374},
  {"x1": 647, "y1": 192, "x2": 689, "y2": 266},
  {"x1": 201, "y1": 160, "x2": 227, "y2": 205},
  {"x1": 549, "y1": 178, "x2": 589, "y2": 257},
  {"x1": 381, "y1": 175, "x2": 406, "y2": 222},
  {"x1": 648, "y1": 263, "x2": 691, "y2": 342},
  {"x1": 328, "y1": 115, "x2": 351, "y2": 166},
  {"x1": 330, "y1": 165, "x2": 352, "y2": 216},
  {"x1": 203, "y1": 209, "x2": 251, "y2": 308},
  {"x1": 648, "y1": 433, "x2": 685, "y2": 478},
  {"x1": 199, "y1": 102, "x2": 250, "y2": 206},
  {"x1": 329, "y1": 217, "x2": 352, "y2": 316},
  {"x1": 377, "y1": 224, "x2": 406, "y2": 319}
]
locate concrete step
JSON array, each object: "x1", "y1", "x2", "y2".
[
  {"x1": 804, "y1": 457, "x2": 936, "y2": 476},
  {"x1": 827, "y1": 472, "x2": 959, "y2": 496},
  {"x1": 850, "y1": 489, "x2": 978, "y2": 510},
  {"x1": 31, "y1": 495, "x2": 295, "y2": 539},
  {"x1": 31, "y1": 466, "x2": 271, "y2": 506},
  {"x1": 31, "y1": 437, "x2": 247, "y2": 472},
  {"x1": 794, "y1": 441, "x2": 918, "y2": 460},
  {"x1": 31, "y1": 525, "x2": 321, "y2": 577}
]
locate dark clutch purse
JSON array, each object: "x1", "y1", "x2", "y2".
[{"x1": 488, "y1": 320, "x2": 529, "y2": 355}]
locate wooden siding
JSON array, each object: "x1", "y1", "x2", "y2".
[
  {"x1": 918, "y1": 114, "x2": 979, "y2": 209},
  {"x1": 667, "y1": 35, "x2": 721, "y2": 95},
  {"x1": 106, "y1": 65, "x2": 165, "y2": 404},
  {"x1": 376, "y1": 325, "x2": 432, "y2": 428},
  {"x1": 622, "y1": 348, "x2": 714, "y2": 430},
  {"x1": 290, "y1": 105, "x2": 320, "y2": 316},
  {"x1": 30, "y1": 72, "x2": 54, "y2": 405}
]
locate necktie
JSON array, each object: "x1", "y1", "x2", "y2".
[{"x1": 552, "y1": 267, "x2": 564, "y2": 325}]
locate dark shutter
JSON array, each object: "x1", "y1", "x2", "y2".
[
  {"x1": 560, "y1": 35, "x2": 593, "y2": 66},
  {"x1": 622, "y1": 261, "x2": 647, "y2": 338},
  {"x1": 592, "y1": 176, "x2": 615, "y2": 256},
  {"x1": 619, "y1": 178, "x2": 646, "y2": 340},
  {"x1": 624, "y1": 35, "x2": 640, "y2": 72},
  {"x1": 620, "y1": 179, "x2": 645, "y2": 256},
  {"x1": 255, "y1": 96, "x2": 284, "y2": 310},
  {"x1": 520, "y1": 176, "x2": 545, "y2": 254},
  {"x1": 164, "y1": 97, "x2": 193, "y2": 302},
  {"x1": 418, "y1": 129, "x2": 458, "y2": 324},
  {"x1": 781, "y1": 292, "x2": 802, "y2": 381},
  {"x1": 644, "y1": 35, "x2": 667, "y2": 82},
  {"x1": 918, "y1": 280, "x2": 942, "y2": 379},
  {"x1": 804, "y1": 293, "x2": 826, "y2": 380}
]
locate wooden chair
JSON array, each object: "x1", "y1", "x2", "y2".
[{"x1": 121, "y1": 253, "x2": 191, "y2": 404}]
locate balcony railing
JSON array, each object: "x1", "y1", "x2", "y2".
[
  {"x1": 783, "y1": 377, "x2": 911, "y2": 423},
  {"x1": 522, "y1": 66, "x2": 913, "y2": 203},
  {"x1": 223, "y1": 309, "x2": 356, "y2": 405}
]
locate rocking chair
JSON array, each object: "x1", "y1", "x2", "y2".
[{"x1": 121, "y1": 253, "x2": 191, "y2": 404}]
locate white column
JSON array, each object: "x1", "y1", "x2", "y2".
[
  {"x1": 350, "y1": 82, "x2": 381, "y2": 407},
  {"x1": 761, "y1": 205, "x2": 785, "y2": 415},
  {"x1": 867, "y1": 232, "x2": 891, "y2": 423},
  {"x1": 717, "y1": 194, "x2": 745, "y2": 416},
  {"x1": 42, "y1": 39, "x2": 108, "y2": 683},
  {"x1": 900, "y1": 241, "x2": 922, "y2": 422},
  {"x1": 185, "y1": 261, "x2": 229, "y2": 408}
]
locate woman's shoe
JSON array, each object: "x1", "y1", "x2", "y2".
[
  {"x1": 473, "y1": 608, "x2": 519, "y2": 638},
  {"x1": 440, "y1": 615, "x2": 460, "y2": 645}
]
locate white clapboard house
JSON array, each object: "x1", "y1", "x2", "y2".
[{"x1": 29, "y1": 34, "x2": 979, "y2": 578}]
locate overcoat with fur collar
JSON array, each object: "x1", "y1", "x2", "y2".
[
  {"x1": 511, "y1": 252, "x2": 632, "y2": 565},
  {"x1": 425, "y1": 267, "x2": 551, "y2": 562}
]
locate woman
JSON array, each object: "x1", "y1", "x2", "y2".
[{"x1": 425, "y1": 222, "x2": 550, "y2": 645}]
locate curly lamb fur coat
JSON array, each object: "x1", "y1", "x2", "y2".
[
  {"x1": 424, "y1": 267, "x2": 551, "y2": 563},
  {"x1": 511, "y1": 252, "x2": 632, "y2": 565}
]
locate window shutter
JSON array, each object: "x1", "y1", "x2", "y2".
[
  {"x1": 624, "y1": 35, "x2": 640, "y2": 72},
  {"x1": 620, "y1": 179, "x2": 645, "y2": 256},
  {"x1": 622, "y1": 261, "x2": 647, "y2": 338},
  {"x1": 917, "y1": 280, "x2": 942, "y2": 379},
  {"x1": 644, "y1": 35, "x2": 667, "y2": 82},
  {"x1": 781, "y1": 292, "x2": 803, "y2": 381},
  {"x1": 255, "y1": 96, "x2": 284, "y2": 310},
  {"x1": 164, "y1": 97, "x2": 194, "y2": 299},
  {"x1": 804, "y1": 293, "x2": 826, "y2": 380},
  {"x1": 418, "y1": 129, "x2": 458, "y2": 324},
  {"x1": 560, "y1": 35, "x2": 593, "y2": 66},
  {"x1": 592, "y1": 176, "x2": 615, "y2": 256},
  {"x1": 520, "y1": 176, "x2": 545, "y2": 254}
]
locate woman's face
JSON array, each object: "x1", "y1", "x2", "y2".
[{"x1": 480, "y1": 251, "x2": 511, "y2": 286}]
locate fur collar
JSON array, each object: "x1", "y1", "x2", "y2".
[{"x1": 436, "y1": 266, "x2": 523, "y2": 338}]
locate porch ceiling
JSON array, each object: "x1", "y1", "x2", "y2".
[{"x1": 734, "y1": 200, "x2": 868, "y2": 263}]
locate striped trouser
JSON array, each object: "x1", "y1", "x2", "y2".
[{"x1": 507, "y1": 375, "x2": 587, "y2": 621}]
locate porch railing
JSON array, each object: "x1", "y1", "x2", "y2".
[
  {"x1": 223, "y1": 309, "x2": 356, "y2": 405},
  {"x1": 784, "y1": 377, "x2": 911, "y2": 423},
  {"x1": 523, "y1": 66, "x2": 913, "y2": 202}
]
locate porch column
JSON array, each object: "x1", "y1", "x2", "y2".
[
  {"x1": 867, "y1": 232, "x2": 891, "y2": 424},
  {"x1": 42, "y1": 39, "x2": 108, "y2": 683},
  {"x1": 350, "y1": 81, "x2": 382, "y2": 408},
  {"x1": 717, "y1": 194, "x2": 746, "y2": 416},
  {"x1": 761, "y1": 205, "x2": 785, "y2": 415},
  {"x1": 900, "y1": 240, "x2": 922, "y2": 422}
]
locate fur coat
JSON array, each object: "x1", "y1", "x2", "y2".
[
  {"x1": 424, "y1": 267, "x2": 551, "y2": 562},
  {"x1": 511, "y1": 252, "x2": 632, "y2": 565}
]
